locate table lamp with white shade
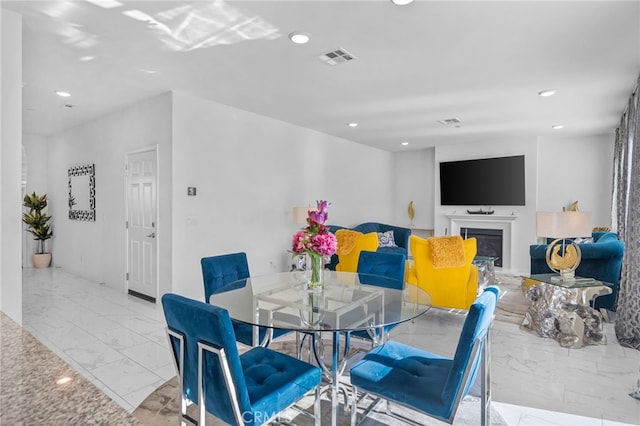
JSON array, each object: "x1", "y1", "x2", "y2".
[
  {"x1": 293, "y1": 207, "x2": 309, "y2": 225},
  {"x1": 536, "y1": 211, "x2": 593, "y2": 282}
]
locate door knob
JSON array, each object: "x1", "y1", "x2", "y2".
[{"x1": 147, "y1": 232, "x2": 156, "y2": 238}]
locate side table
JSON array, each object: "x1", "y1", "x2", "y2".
[
  {"x1": 473, "y1": 256, "x2": 497, "y2": 292},
  {"x1": 521, "y1": 274, "x2": 612, "y2": 348}
]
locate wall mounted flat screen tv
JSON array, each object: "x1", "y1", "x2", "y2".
[{"x1": 439, "y1": 155, "x2": 526, "y2": 206}]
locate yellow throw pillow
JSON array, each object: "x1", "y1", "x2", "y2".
[
  {"x1": 592, "y1": 226, "x2": 611, "y2": 232},
  {"x1": 429, "y1": 236, "x2": 466, "y2": 268},
  {"x1": 335, "y1": 229, "x2": 362, "y2": 256}
]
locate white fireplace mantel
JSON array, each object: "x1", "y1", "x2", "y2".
[
  {"x1": 446, "y1": 214, "x2": 518, "y2": 271},
  {"x1": 446, "y1": 214, "x2": 518, "y2": 222}
]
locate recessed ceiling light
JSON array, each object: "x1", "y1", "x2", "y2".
[
  {"x1": 139, "y1": 68, "x2": 157, "y2": 74},
  {"x1": 347, "y1": 122, "x2": 358, "y2": 128},
  {"x1": 391, "y1": 0, "x2": 414, "y2": 5},
  {"x1": 401, "y1": 141, "x2": 409, "y2": 146},
  {"x1": 288, "y1": 32, "x2": 310, "y2": 44},
  {"x1": 55, "y1": 90, "x2": 71, "y2": 97},
  {"x1": 538, "y1": 89, "x2": 557, "y2": 97},
  {"x1": 79, "y1": 55, "x2": 95, "y2": 62},
  {"x1": 552, "y1": 124, "x2": 564, "y2": 130}
]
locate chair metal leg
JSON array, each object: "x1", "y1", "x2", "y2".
[
  {"x1": 315, "y1": 384, "x2": 322, "y2": 426},
  {"x1": 350, "y1": 385, "x2": 358, "y2": 426},
  {"x1": 481, "y1": 329, "x2": 492, "y2": 426},
  {"x1": 166, "y1": 329, "x2": 197, "y2": 426}
]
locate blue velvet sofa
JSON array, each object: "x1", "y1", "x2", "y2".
[
  {"x1": 327, "y1": 222, "x2": 411, "y2": 270},
  {"x1": 529, "y1": 232, "x2": 624, "y2": 311}
]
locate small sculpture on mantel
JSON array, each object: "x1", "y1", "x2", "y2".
[{"x1": 565, "y1": 200, "x2": 580, "y2": 211}]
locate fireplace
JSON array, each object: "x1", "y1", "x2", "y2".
[
  {"x1": 460, "y1": 227, "x2": 503, "y2": 267},
  {"x1": 447, "y1": 214, "x2": 517, "y2": 270}
]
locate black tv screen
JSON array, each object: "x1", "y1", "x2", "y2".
[{"x1": 439, "y1": 155, "x2": 526, "y2": 206}]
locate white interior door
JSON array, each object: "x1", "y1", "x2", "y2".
[{"x1": 126, "y1": 149, "x2": 158, "y2": 302}]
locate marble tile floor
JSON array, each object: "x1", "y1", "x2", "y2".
[
  {"x1": 19, "y1": 267, "x2": 640, "y2": 425},
  {"x1": 22, "y1": 267, "x2": 174, "y2": 414}
]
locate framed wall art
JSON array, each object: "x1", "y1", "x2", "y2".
[{"x1": 68, "y1": 164, "x2": 95, "y2": 221}]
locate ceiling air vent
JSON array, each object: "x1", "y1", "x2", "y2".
[
  {"x1": 437, "y1": 118, "x2": 461, "y2": 125},
  {"x1": 317, "y1": 48, "x2": 357, "y2": 66}
]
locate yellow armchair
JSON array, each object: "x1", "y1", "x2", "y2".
[
  {"x1": 407, "y1": 235, "x2": 478, "y2": 310},
  {"x1": 335, "y1": 230, "x2": 379, "y2": 272}
]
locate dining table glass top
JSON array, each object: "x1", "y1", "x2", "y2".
[{"x1": 208, "y1": 270, "x2": 432, "y2": 333}]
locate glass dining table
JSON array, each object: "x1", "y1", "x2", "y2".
[{"x1": 208, "y1": 270, "x2": 432, "y2": 426}]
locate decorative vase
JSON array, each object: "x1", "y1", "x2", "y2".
[
  {"x1": 300, "y1": 291, "x2": 324, "y2": 327},
  {"x1": 307, "y1": 253, "x2": 324, "y2": 291},
  {"x1": 33, "y1": 253, "x2": 52, "y2": 268}
]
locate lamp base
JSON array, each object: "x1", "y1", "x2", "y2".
[
  {"x1": 550, "y1": 269, "x2": 576, "y2": 283},
  {"x1": 545, "y1": 239, "x2": 582, "y2": 282}
]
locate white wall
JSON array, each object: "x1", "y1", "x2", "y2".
[
  {"x1": 393, "y1": 133, "x2": 615, "y2": 275},
  {"x1": 22, "y1": 134, "x2": 48, "y2": 267},
  {"x1": 434, "y1": 138, "x2": 538, "y2": 274},
  {"x1": 47, "y1": 93, "x2": 173, "y2": 295},
  {"x1": 171, "y1": 91, "x2": 396, "y2": 300},
  {"x1": 1, "y1": 9, "x2": 23, "y2": 323},
  {"x1": 537, "y1": 133, "x2": 614, "y2": 227},
  {"x1": 33, "y1": 89, "x2": 396, "y2": 301},
  {"x1": 30, "y1": 86, "x2": 617, "y2": 299},
  {"x1": 393, "y1": 148, "x2": 435, "y2": 229}
]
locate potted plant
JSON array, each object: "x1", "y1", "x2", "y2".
[{"x1": 22, "y1": 192, "x2": 53, "y2": 268}]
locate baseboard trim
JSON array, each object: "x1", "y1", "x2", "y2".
[{"x1": 128, "y1": 290, "x2": 156, "y2": 304}]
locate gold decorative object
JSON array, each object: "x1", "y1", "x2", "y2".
[
  {"x1": 536, "y1": 211, "x2": 592, "y2": 282},
  {"x1": 408, "y1": 200, "x2": 415, "y2": 224},
  {"x1": 547, "y1": 241, "x2": 580, "y2": 271},
  {"x1": 566, "y1": 200, "x2": 579, "y2": 211}
]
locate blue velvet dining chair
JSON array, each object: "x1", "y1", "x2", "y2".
[
  {"x1": 357, "y1": 250, "x2": 406, "y2": 289},
  {"x1": 349, "y1": 286, "x2": 500, "y2": 426},
  {"x1": 162, "y1": 293, "x2": 322, "y2": 426},
  {"x1": 349, "y1": 251, "x2": 407, "y2": 345},
  {"x1": 201, "y1": 252, "x2": 290, "y2": 347}
]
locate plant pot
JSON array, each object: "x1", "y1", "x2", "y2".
[{"x1": 33, "y1": 253, "x2": 52, "y2": 268}]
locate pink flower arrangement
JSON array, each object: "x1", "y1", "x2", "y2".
[{"x1": 292, "y1": 200, "x2": 337, "y2": 258}]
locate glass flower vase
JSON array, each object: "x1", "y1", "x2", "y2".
[
  {"x1": 300, "y1": 291, "x2": 324, "y2": 327},
  {"x1": 306, "y1": 253, "x2": 324, "y2": 291}
]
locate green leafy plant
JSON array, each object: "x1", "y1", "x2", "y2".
[{"x1": 22, "y1": 192, "x2": 53, "y2": 254}]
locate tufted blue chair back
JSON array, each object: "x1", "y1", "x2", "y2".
[
  {"x1": 201, "y1": 252, "x2": 250, "y2": 303},
  {"x1": 442, "y1": 286, "x2": 499, "y2": 407},
  {"x1": 348, "y1": 251, "x2": 407, "y2": 343},
  {"x1": 349, "y1": 286, "x2": 499, "y2": 425},
  {"x1": 162, "y1": 293, "x2": 251, "y2": 425},
  {"x1": 357, "y1": 250, "x2": 406, "y2": 289},
  {"x1": 163, "y1": 294, "x2": 322, "y2": 426},
  {"x1": 201, "y1": 252, "x2": 292, "y2": 347}
]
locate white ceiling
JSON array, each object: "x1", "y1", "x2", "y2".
[{"x1": 4, "y1": 0, "x2": 640, "y2": 152}]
